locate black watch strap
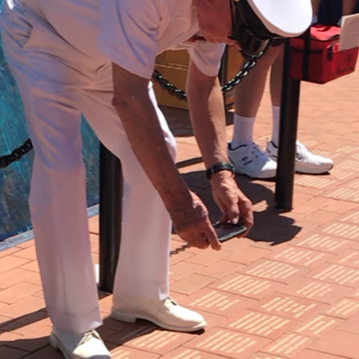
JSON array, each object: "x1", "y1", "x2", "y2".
[{"x1": 206, "y1": 162, "x2": 235, "y2": 180}]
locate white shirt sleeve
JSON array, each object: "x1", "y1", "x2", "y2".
[
  {"x1": 187, "y1": 42, "x2": 226, "y2": 77},
  {"x1": 97, "y1": 0, "x2": 161, "y2": 79}
]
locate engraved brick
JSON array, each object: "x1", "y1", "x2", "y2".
[
  {"x1": 211, "y1": 274, "x2": 284, "y2": 300},
  {"x1": 295, "y1": 315, "x2": 338, "y2": 336},
  {"x1": 179, "y1": 288, "x2": 254, "y2": 318},
  {"x1": 278, "y1": 278, "x2": 353, "y2": 304},
  {"x1": 225, "y1": 310, "x2": 294, "y2": 339},
  {"x1": 239, "y1": 260, "x2": 309, "y2": 284},
  {"x1": 320, "y1": 222, "x2": 359, "y2": 239},
  {"x1": 293, "y1": 233, "x2": 354, "y2": 253},
  {"x1": 309, "y1": 263, "x2": 359, "y2": 287},
  {"x1": 325, "y1": 298, "x2": 359, "y2": 319},
  {"x1": 263, "y1": 333, "x2": 315, "y2": 357},
  {"x1": 187, "y1": 328, "x2": 271, "y2": 359},
  {"x1": 250, "y1": 294, "x2": 328, "y2": 321},
  {"x1": 267, "y1": 247, "x2": 332, "y2": 268}
]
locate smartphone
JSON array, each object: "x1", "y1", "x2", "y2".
[{"x1": 213, "y1": 222, "x2": 247, "y2": 242}]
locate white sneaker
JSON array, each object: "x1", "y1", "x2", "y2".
[
  {"x1": 266, "y1": 141, "x2": 334, "y2": 174},
  {"x1": 228, "y1": 142, "x2": 277, "y2": 179},
  {"x1": 49, "y1": 327, "x2": 111, "y2": 359},
  {"x1": 111, "y1": 296, "x2": 206, "y2": 332}
]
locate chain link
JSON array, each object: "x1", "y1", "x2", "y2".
[
  {"x1": 0, "y1": 51, "x2": 265, "y2": 170},
  {"x1": 0, "y1": 139, "x2": 33, "y2": 169},
  {"x1": 153, "y1": 51, "x2": 264, "y2": 102}
]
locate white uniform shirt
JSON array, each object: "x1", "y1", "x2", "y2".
[{"x1": 31, "y1": 0, "x2": 225, "y2": 79}]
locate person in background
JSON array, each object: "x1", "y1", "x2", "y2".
[{"x1": 227, "y1": 0, "x2": 345, "y2": 179}]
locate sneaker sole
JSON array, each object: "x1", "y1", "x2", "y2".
[
  {"x1": 295, "y1": 163, "x2": 334, "y2": 175},
  {"x1": 49, "y1": 333, "x2": 72, "y2": 359},
  {"x1": 111, "y1": 307, "x2": 206, "y2": 333}
]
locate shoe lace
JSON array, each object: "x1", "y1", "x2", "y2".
[{"x1": 78, "y1": 330, "x2": 101, "y2": 346}]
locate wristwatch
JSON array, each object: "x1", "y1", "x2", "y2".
[{"x1": 206, "y1": 162, "x2": 235, "y2": 180}]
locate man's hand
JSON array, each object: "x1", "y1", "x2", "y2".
[
  {"x1": 210, "y1": 172, "x2": 253, "y2": 235},
  {"x1": 171, "y1": 192, "x2": 222, "y2": 251}
]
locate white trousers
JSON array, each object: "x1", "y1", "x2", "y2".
[{"x1": 0, "y1": 3, "x2": 177, "y2": 333}]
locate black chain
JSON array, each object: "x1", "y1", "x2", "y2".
[
  {"x1": 153, "y1": 51, "x2": 264, "y2": 102},
  {"x1": 0, "y1": 139, "x2": 33, "y2": 169}
]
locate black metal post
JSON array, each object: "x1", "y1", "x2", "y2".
[
  {"x1": 98, "y1": 143, "x2": 123, "y2": 293},
  {"x1": 275, "y1": 39, "x2": 301, "y2": 211}
]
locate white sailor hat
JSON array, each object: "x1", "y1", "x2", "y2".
[{"x1": 247, "y1": 0, "x2": 313, "y2": 37}]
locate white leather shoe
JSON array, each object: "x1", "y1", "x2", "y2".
[
  {"x1": 49, "y1": 327, "x2": 111, "y2": 359},
  {"x1": 111, "y1": 296, "x2": 206, "y2": 332}
]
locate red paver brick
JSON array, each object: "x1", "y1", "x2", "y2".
[
  {"x1": 265, "y1": 246, "x2": 335, "y2": 269},
  {"x1": 110, "y1": 346, "x2": 160, "y2": 358},
  {"x1": 179, "y1": 287, "x2": 255, "y2": 318},
  {"x1": 210, "y1": 273, "x2": 284, "y2": 300},
  {"x1": 249, "y1": 355, "x2": 286, "y2": 359},
  {"x1": 195, "y1": 259, "x2": 242, "y2": 279},
  {"x1": 170, "y1": 274, "x2": 216, "y2": 295},
  {"x1": 13, "y1": 247, "x2": 37, "y2": 261},
  {"x1": 226, "y1": 246, "x2": 272, "y2": 266},
  {"x1": 89, "y1": 216, "x2": 99, "y2": 234},
  {"x1": 249, "y1": 294, "x2": 329, "y2": 322},
  {"x1": 0, "y1": 296, "x2": 45, "y2": 319},
  {"x1": 18, "y1": 345, "x2": 63, "y2": 359},
  {"x1": 323, "y1": 297, "x2": 359, "y2": 319},
  {"x1": 317, "y1": 221, "x2": 359, "y2": 240},
  {"x1": 332, "y1": 249, "x2": 359, "y2": 268},
  {"x1": 263, "y1": 333, "x2": 315, "y2": 358},
  {"x1": 0, "y1": 345, "x2": 28, "y2": 359},
  {"x1": 222, "y1": 310, "x2": 299, "y2": 340},
  {"x1": 306, "y1": 263, "x2": 359, "y2": 287},
  {"x1": 169, "y1": 261, "x2": 205, "y2": 281},
  {"x1": 239, "y1": 259, "x2": 310, "y2": 284},
  {"x1": 293, "y1": 314, "x2": 341, "y2": 337},
  {"x1": 277, "y1": 278, "x2": 354, "y2": 304},
  {"x1": 185, "y1": 249, "x2": 233, "y2": 266},
  {"x1": 15, "y1": 240, "x2": 35, "y2": 250},
  {"x1": 292, "y1": 233, "x2": 356, "y2": 254},
  {"x1": 186, "y1": 328, "x2": 271, "y2": 359},
  {"x1": 19, "y1": 261, "x2": 39, "y2": 273},
  {"x1": 337, "y1": 311, "x2": 359, "y2": 334},
  {"x1": 109, "y1": 326, "x2": 194, "y2": 356},
  {"x1": 309, "y1": 329, "x2": 359, "y2": 359},
  {"x1": 0, "y1": 256, "x2": 30, "y2": 275},
  {"x1": 0, "y1": 268, "x2": 38, "y2": 290},
  {"x1": 292, "y1": 350, "x2": 343, "y2": 359},
  {"x1": 0, "y1": 283, "x2": 42, "y2": 305},
  {"x1": 161, "y1": 347, "x2": 229, "y2": 359},
  {"x1": 0, "y1": 330, "x2": 23, "y2": 345},
  {"x1": 0, "y1": 247, "x2": 22, "y2": 259}
]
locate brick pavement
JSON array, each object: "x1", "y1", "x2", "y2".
[{"x1": 1, "y1": 67, "x2": 359, "y2": 358}]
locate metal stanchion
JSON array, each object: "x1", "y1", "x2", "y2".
[
  {"x1": 275, "y1": 39, "x2": 301, "y2": 211},
  {"x1": 98, "y1": 143, "x2": 123, "y2": 293}
]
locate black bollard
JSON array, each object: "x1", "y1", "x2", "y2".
[
  {"x1": 275, "y1": 39, "x2": 301, "y2": 211},
  {"x1": 98, "y1": 143, "x2": 123, "y2": 293}
]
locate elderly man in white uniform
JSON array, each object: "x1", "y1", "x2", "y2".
[{"x1": 0, "y1": 0, "x2": 312, "y2": 358}]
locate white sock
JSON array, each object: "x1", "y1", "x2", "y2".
[
  {"x1": 271, "y1": 106, "x2": 281, "y2": 146},
  {"x1": 312, "y1": 15, "x2": 318, "y2": 24},
  {"x1": 231, "y1": 113, "x2": 255, "y2": 149}
]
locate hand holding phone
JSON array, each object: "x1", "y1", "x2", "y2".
[{"x1": 213, "y1": 222, "x2": 247, "y2": 242}]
